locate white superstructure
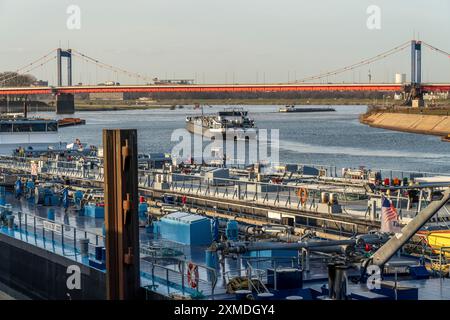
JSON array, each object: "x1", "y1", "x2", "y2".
[{"x1": 0, "y1": 117, "x2": 66, "y2": 155}]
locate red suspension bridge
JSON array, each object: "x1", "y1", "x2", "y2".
[{"x1": 0, "y1": 40, "x2": 449, "y2": 113}]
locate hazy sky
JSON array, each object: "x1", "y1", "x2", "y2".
[{"x1": 0, "y1": 0, "x2": 449, "y2": 85}]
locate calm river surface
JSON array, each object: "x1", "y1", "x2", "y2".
[{"x1": 34, "y1": 105, "x2": 450, "y2": 174}]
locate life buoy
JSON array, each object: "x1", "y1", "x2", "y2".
[
  {"x1": 296, "y1": 187, "x2": 308, "y2": 205},
  {"x1": 187, "y1": 262, "x2": 199, "y2": 289}
]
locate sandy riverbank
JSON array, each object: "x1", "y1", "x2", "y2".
[{"x1": 360, "y1": 111, "x2": 450, "y2": 138}]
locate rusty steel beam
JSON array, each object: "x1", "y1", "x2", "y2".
[{"x1": 103, "y1": 129, "x2": 140, "y2": 300}]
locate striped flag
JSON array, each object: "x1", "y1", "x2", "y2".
[{"x1": 380, "y1": 196, "x2": 401, "y2": 233}]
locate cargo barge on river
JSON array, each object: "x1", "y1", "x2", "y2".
[
  {"x1": 186, "y1": 107, "x2": 256, "y2": 139},
  {"x1": 279, "y1": 105, "x2": 336, "y2": 113}
]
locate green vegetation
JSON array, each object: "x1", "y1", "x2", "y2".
[{"x1": 0, "y1": 72, "x2": 36, "y2": 87}]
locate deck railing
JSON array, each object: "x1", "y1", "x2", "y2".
[
  {"x1": 140, "y1": 259, "x2": 218, "y2": 299},
  {"x1": 0, "y1": 206, "x2": 105, "y2": 264}
]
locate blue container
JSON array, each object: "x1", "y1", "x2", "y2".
[
  {"x1": 47, "y1": 208, "x2": 55, "y2": 221},
  {"x1": 226, "y1": 220, "x2": 239, "y2": 241},
  {"x1": 145, "y1": 224, "x2": 153, "y2": 233},
  {"x1": 211, "y1": 217, "x2": 220, "y2": 242},
  {"x1": 62, "y1": 189, "x2": 70, "y2": 208},
  {"x1": 205, "y1": 249, "x2": 219, "y2": 270},
  {"x1": 15, "y1": 179, "x2": 23, "y2": 197},
  {"x1": 25, "y1": 181, "x2": 35, "y2": 191},
  {"x1": 156, "y1": 211, "x2": 212, "y2": 246},
  {"x1": 74, "y1": 191, "x2": 83, "y2": 206},
  {"x1": 138, "y1": 203, "x2": 148, "y2": 218},
  {"x1": 44, "y1": 194, "x2": 59, "y2": 206},
  {"x1": 84, "y1": 205, "x2": 104, "y2": 218},
  {"x1": 0, "y1": 186, "x2": 5, "y2": 206},
  {"x1": 25, "y1": 181, "x2": 35, "y2": 199}
]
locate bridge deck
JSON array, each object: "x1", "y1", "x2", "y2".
[{"x1": 1, "y1": 83, "x2": 449, "y2": 95}]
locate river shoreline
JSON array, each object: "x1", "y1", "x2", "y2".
[
  {"x1": 360, "y1": 107, "x2": 450, "y2": 140},
  {"x1": 72, "y1": 98, "x2": 388, "y2": 111}
]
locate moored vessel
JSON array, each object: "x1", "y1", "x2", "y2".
[{"x1": 0, "y1": 115, "x2": 66, "y2": 156}]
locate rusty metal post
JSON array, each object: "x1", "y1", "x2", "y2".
[{"x1": 103, "y1": 129, "x2": 140, "y2": 300}]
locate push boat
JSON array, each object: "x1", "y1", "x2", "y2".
[{"x1": 279, "y1": 105, "x2": 336, "y2": 113}]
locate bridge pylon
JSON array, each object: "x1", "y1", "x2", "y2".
[
  {"x1": 55, "y1": 49, "x2": 75, "y2": 114},
  {"x1": 57, "y1": 48, "x2": 72, "y2": 86},
  {"x1": 404, "y1": 40, "x2": 424, "y2": 107}
]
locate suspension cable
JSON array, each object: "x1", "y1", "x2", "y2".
[
  {"x1": 295, "y1": 41, "x2": 411, "y2": 83},
  {"x1": 0, "y1": 49, "x2": 57, "y2": 81},
  {"x1": 0, "y1": 55, "x2": 57, "y2": 85},
  {"x1": 71, "y1": 49, "x2": 153, "y2": 83},
  {"x1": 422, "y1": 42, "x2": 450, "y2": 58}
]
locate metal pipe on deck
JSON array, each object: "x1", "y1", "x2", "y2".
[
  {"x1": 309, "y1": 245, "x2": 353, "y2": 255},
  {"x1": 216, "y1": 239, "x2": 357, "y2": 254}
]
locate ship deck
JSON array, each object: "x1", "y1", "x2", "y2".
[{"x1": 2, "y1": 192, "x2": 450, "y2": 300}]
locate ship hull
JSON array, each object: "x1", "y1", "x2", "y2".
[
  {"x1": 186, "y1": 122, "x2": 256, "y2": 140},
  {"x1": 0, "y1": 132, "x2": 66, "y2": 155},
  {"x1": 279, "y1": 107, "x2": 336, "y2": 113}
]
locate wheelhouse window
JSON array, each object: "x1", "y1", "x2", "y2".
[
  {"x1": 12, "y1": 122, "x2": 47, "y2": 132},
  {"x1": 0, "y1": 121, "x2": 57, "y2": 133}
]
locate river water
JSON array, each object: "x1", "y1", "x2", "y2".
[{"x1": 34, "y1": 105, "x2": 450, "y2": 174}]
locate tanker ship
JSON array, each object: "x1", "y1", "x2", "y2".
[{"x1": 186, "y1": 107, "x2": 256, "y2": 139}]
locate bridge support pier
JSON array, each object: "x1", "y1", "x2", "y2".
[{"x1": 56, "y1": 93, "x2": 75, "y2": 114}]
